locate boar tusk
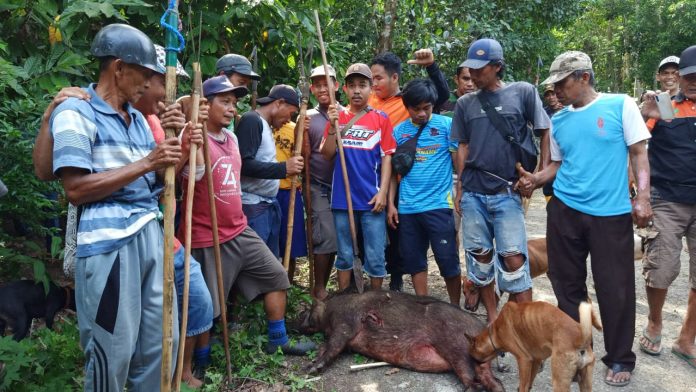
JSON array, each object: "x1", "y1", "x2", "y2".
[{"x1": 350, "y1": 362, "x2": 391, "y2": 372}]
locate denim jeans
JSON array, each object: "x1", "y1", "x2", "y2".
[
  {"x1": 333, "y1": 209, "x2": 387, "y2": 278},
  {"x1": 243, "y1": 199, "x2": 282, "y2": 257},
  {"x1": 460, "y1": 190, "x2": 531, "y2": 293},
  {"x1": 173, "y1": 246, "x2": 213, "y2": 337}
]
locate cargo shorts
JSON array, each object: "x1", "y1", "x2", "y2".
[{"x1": 642, "y1": 198, "x2": 696, "y2": 289}]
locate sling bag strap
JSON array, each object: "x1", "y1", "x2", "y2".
[
  {"x1": 409, "y1": 120, "x2": 429, "y2": 144},
  {"x1": 476, "y1": 92, "x2": 517, "y2": 145},
  {"x1": 336, "y1": 107, "x2": 371, "y2": 137}
]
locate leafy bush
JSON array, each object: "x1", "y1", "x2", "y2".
[
  {"x1": 200, "y1": 285, "x2": 320, "y2": 391},
  {"x1": 0, "y1": 318, "x2": 83, "y2": 391}
]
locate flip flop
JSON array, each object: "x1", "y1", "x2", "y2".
[
  {"x1": 604, "y1": 363, "x2": 632, "y2": 387},
  {"x1": 639, "y1": 327, "x2": 662, "y2": 356},
  {"x1": 671, "y1": 347, "x2": 696, "y2": 370}
]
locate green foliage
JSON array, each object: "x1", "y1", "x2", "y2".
[
  {"x1": 201, "y1": 286, "x2": 318, "y2": 391},
  {"x1": 0, "y1": 318, "x2": 83, "y2": 391},
  {"x1": 557, "y1": 0, "x2": 696, "y2": 93}
]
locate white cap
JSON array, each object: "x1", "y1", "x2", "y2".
[
  {"x1": 310, "y1": 65, "x2": 336, "y2": 79},
  {"x1": 658, "y1": 55, "x2": 680, "y2": 71}
]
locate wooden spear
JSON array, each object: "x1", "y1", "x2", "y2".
[
  {"x1": 201, "y1": 117, "x2": 234, "y2": 381},
  {"x1": 282, "y1": 109, "x2": 308, "y2": 272},
  {"x1": 172, "y1": 62, "x2": 201, "y2": 392},
  {"x1": 304, "y1": 131, "x2": 315, "y2": 292},
  {"x1": 161, "y1": 1, "x2": 180, "y2": 390},
  {"x1": 314, "y1": 10, "x2": 365, "y2": 293},
  {"x1": 282, "y1": 39, "x2": 310, "y2": 273}
]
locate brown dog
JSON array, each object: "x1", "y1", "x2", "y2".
[
  {"x1": 462, "y1": 237, "x2": 547, "y2": 311},
  {"x1": 471, "y1": 301, "x2": 602, "y2": 392}
]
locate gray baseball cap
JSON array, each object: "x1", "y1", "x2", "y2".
[
  {"x1": 215, "y1": 54, "x2": 261, "y2": 81},
  {"x1": 541, "y1": 51, "x2": 593, "y2": 85}
]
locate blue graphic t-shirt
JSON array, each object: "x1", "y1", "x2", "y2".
[{"x1": 394, "y1": 114, "x2": 457, "y2": 214}]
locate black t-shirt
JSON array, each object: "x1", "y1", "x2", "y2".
[{"x1": 649, "y1": 95, "x2": 696, "y2": 204}]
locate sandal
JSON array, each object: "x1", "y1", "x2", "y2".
[
  {"x1": 604, "y1": 363, "x2": 632, "y2": 387},
  {"x1": 671, "y1": 347, "x2": 696, "y2": 370},
  {"x1": 639, "y1": 327, "x2": 662, "y2": 356}
]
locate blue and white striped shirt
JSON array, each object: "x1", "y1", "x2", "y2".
[{"x1": 51, "y1": 84, "x2": 162, "y2": 257}]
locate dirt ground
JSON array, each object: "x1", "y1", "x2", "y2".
[{"x1": 295, "y1": 192, "x2": 696, "y2": 392}]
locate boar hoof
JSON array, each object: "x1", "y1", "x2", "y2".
[
  {"x1": 494, "y1": 357, "x2": 510, "y2": 373},
  {"x1": 304, "y1": 363, "x2": 324, "y2": 374}
]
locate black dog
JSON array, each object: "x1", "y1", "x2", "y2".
[{"x1": 0, "y1": 280, "x2": 75, "y2": 340}]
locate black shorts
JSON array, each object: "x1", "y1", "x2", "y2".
[{"x1": 398, "y1": 208, "x2": 461, "y2": 277}]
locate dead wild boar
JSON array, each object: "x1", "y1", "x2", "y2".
[{"x1": 299, "y1": 289, "x2": 504, "y2": 392}]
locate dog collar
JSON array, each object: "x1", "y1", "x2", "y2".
[{"x1": 488, "y1": 324, "x2": 503, "y2": 356}]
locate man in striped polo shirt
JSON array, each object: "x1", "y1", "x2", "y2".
[{"x1": 50, "y1": 24, "x2": 181, "y2": 391}]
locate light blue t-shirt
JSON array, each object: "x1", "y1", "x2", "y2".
[
  {"x1": 51, "y1": 84, "x2": 161, "y2": 257},
  {"x1": 550, "y1": 93, "x2": 650, "y2": 216},
  {"x1": 394, "y1": 114, "x2": 457, "y2": 214}
]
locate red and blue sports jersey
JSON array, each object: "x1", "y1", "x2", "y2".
[{"x1": 323, "y1": 107, "x2": 396, "y2": 210}]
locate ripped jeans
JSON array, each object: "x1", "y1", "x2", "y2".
[{"x1": 460, "y1": 190, "x2": 532, "y2": 293}]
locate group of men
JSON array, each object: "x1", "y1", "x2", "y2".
[{"x1": 28, "y1": 19, "x2": 696, "y2": 390}]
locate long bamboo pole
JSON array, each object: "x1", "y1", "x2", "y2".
[
  {"x1": 172, "y1": 62, "x2": 201, "y2": 392},
  {"x1": 313, "y1": 10, "x2": 364, "y2": 293},
  {"x1": 303, "y1": 131, "x2": 315, "y2": 292},
  {"x1": 201, "y1": 123, "x2": 233, "y2": 381},
  {"x1": 282, "y1": 111, "x2": 307, "y2": 272},
  {"x1": 161, "y1": 1, "x2": 180, "y2": 390}
]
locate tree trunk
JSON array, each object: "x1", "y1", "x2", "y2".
[{"x1": 377, "y1": 0, "x2": 397, "y2": 53}]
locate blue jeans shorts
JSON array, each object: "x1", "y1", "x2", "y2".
[
  {"x1": 333, "y1": 209, "x2": 387, "y2": 278},
  {"x1": 398, "y1": 208, "x2": 461, "y2": 277},
  {"x1": 174, "y1": 246, "x2": 213, "y2": 337},
  {"x1": 243, "y1": 199, "x2": 282, "y2": 257},
  {"x1": 460, "y1": 190, "x2": 532, "y2": 293}
]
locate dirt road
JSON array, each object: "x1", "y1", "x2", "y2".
[{"x1": 301, "y1": 192, "x2": 696, "y2": 392}]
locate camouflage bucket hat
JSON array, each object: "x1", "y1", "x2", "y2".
[
  {"x1": 541, "y1": 51, "x2": 592, "y2": 85},
  {"x1": 154, "y1": 44, "x2": 189, "y2": 78}
]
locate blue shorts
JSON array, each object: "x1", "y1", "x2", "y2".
[
  {"x1": 243, "y1": 200, "x2": 282, "y2": 257},
  {"x1": 333, "y1": 209, "x2": 387, "y2": 278},
  {"x1": 398, "y1": 209, "x2": 460, "y2": 277},
  {"x1": 174, "y1": 246, "x2": 213, "y2": 337},
  {"x1": 460, "y1": 190, "x2": 532, "y2": 293},
  {"x1": 277, "y1": 188, "x2": 308, "y2": 258}
]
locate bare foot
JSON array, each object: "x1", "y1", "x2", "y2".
[{"x1": 182, "y1": 372, "x2": 203, "y2": 389}]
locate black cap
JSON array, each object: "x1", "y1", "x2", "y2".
[
  {"x1": 679, "y1": 46, "x2": 696, "y2": 76},
  {"x1": 215, "y1": 54, "x2": 261, "y2": 80},
  {"x1": 256, "y1": 84, "x2": 300, "y2": 108}
]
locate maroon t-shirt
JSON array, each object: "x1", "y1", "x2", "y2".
[{"x1": 177, "y1": 130, "x2": 247, "y2": 248}]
